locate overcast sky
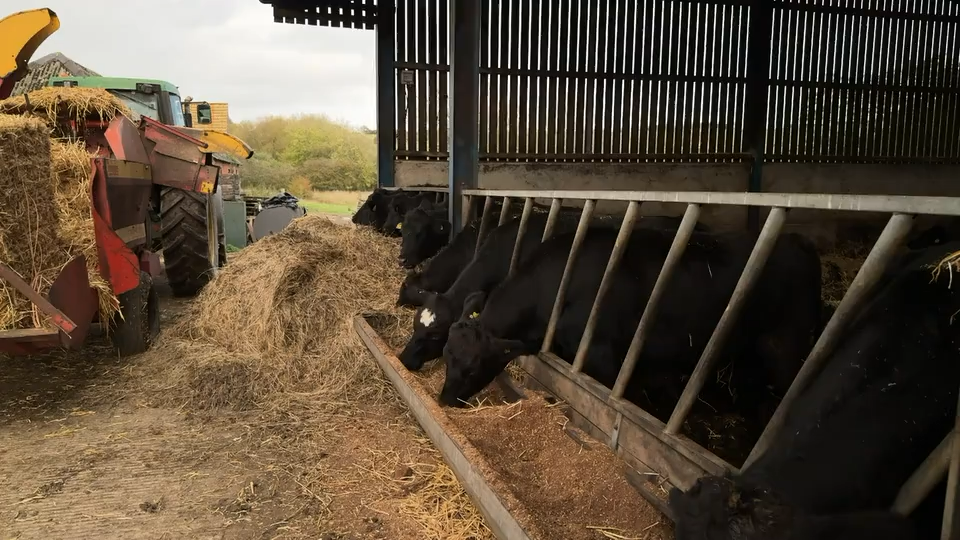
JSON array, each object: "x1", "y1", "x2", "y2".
[{"x1": 11, "y1": 0, "x2": 378, "y2": 127}]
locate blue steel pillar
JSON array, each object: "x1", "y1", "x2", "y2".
[
  {"x1": 448, "y1": 0, "x2": 481, "y2": 235},
  {"x1": 376, "y1": 0, "x2": 397, "y2": 188}
]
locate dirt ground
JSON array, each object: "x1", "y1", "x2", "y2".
[{"x1": 0, "y1": 276, "x2": 487, "y2": 540}]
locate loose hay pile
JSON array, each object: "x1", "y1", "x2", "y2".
[
  {"x1": 144, "y1": 213, "x2": 413, "y2": 410},
  {"x1": 0, "y1": 114, "x2": 118, "y2": 331},
  {"x1": 0, "y1": 87, "x2": 134, "y2": 128},
  {"x1": 136, "y1": 214, "x2": 491, "y2": 538}
]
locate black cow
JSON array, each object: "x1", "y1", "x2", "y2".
[
  {"x1": 397, "y1": 212, "x2": 584, "y2": 370},
  {"x1": 397, "y1": 221, "x2": 481, "y2": 307},
  {"x1": 382, "y1": 192, "x2": 439, "y2": 236},
  {"x1": 352, "y1": 188, "x2": 395, "y2": 229},
  {"x1": 398, "y1": 211, "x2": 714, "y2": 372},
  {"x1": 438, "y1": 227, "x2": 822, "y2": 416},
  {"x1": 398, "y1": 199, "x2": 451, "y2": 268},
  {"x1": 667, "y1": 241, "x2": 960, "y2": 540}
]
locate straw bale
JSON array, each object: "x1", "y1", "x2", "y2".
[
  {"x1": 0, "y1": 116, "x2": 119, "y2": 331},
  {"x1": 141, "y1": 214, "x2": 412, "y2": 410},
  {"x1": 0, "y1": 87, "x2": 134, "y2": 130},
  {"x1": 0, "y1": 114, "x2": 59, "y2": 330},
  {"x1": 50, "y1": 139, "x2": 119, "y2": 326}
]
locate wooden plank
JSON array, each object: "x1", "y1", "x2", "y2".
[
  {"x1": 354, "y1": 316, "x2": 537, "y2": 540},
  {"x1": 520, "y1": 352, "x2": 726, "y2": 492},
  {"x1": 554, "y1": 0, "x2": 569, "y2": 155},
  {"x1": 489, "y1": 0, "x2": 502, "y2": 156},
  {"x1": 571, "y1": 0, "x2": 588, "y2": 156},
  {"x1": 507, "y1": 0, "x2": 521, "y2": 156},
  {"x1": 438, "y1": 0, "x2": 449, "y2": 155},
  {"x1": 535, "y1": 0, "x2": 549, "y2": 155},
  {"x1": 497, "y1": 0, "x2": 510, "y2": 157},
  {"x1": 406, "y1": 0, "x2": 418, "y2": 153},
  {"x1": 396, "y1": 0, "x2": 408, "y2": 155},
  {"x1": 427, "y1": 0, "x2": 438, "y2": 155},
  {"x1": 417, "y1": 0, "x2": 428, "y2": 154},
  {"x1": 479, "y1": 0, "x2": 490, "y2": 156},
  {"x1": 516, "y1": 0, "x2": 531, "y2": 156}
]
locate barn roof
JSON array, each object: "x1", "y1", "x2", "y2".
[
  {"x1": 10, "y1": 52, "x2": 100, "y2": 97},
  {"x1": 258, "y1": 0, "x2": 377, "y2": 30}
]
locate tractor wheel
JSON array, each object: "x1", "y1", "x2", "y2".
[
  {"x1": 159, "y1": 187, "x2": 226, "y2": 297},
  {"x1": 111, "y1": 271, "x2": 160, "y2": 357}
]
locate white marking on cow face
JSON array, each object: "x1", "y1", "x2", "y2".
[{"x1": 420, "y1": 308, "x2": 436, "y2": 327}]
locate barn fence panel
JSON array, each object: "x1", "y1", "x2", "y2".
[{"x1": 451, "y1": 187, "x2": 960, "y2": 527}]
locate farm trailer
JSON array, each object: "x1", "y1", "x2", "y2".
[{"x1": 0, "y1": 7, "x2": 243, "y2": 356}]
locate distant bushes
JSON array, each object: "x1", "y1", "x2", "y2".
[{"x1": 231, "y1": 115, "x2": 377, "y2": 193}]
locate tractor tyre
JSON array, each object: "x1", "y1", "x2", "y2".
[
  {"x1": 159, "y1": 187, "x2": 226, "y2": 297},
  {"x1": 111, "y1": 271, "x2": 160, "y2": 357}
]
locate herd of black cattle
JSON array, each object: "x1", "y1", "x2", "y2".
[{"x1": 352, "y1": 187, "x2": 960, "y2": 540}]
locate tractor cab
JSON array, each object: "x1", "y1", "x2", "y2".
[{"x1": 49, "y1": 76, "x2": 187, "y2": 126}]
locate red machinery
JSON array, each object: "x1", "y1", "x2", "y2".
[{"x1": 0, "y1": 113, "x2": 222, "y2": 357}]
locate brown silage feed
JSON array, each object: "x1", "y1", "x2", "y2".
[{"x1": 375, "y1": 327, "x2": 673, "y2": 540}]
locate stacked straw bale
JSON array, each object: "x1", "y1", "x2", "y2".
[{"x1": 0, "y1": 111, "x2": 120, "y2": 331}]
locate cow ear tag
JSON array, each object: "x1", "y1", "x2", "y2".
[{"x1": 469, "y1": 311, "x2": 479, "y2": 319}]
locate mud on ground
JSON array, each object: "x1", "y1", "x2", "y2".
[{"x1": 0, "y1": 276, "x2": 489, "y2": 540}]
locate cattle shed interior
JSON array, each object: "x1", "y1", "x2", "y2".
[{"x1": 260, "y1": 1, "x2": 960, "y2": 539}]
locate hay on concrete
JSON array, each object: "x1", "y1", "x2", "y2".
[
  {"x1": 143, "y1": 214, "x2": 411, "y2": 410},
  {"x1": 0, "y1": 87, "x2": 134, "y2": 130},
  {"x1": 0, "y1": 116, "x2": 119, "y2": 331}
]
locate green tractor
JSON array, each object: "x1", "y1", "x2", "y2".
[{"x1": 48, "y1": 76, "x2": 252, "y2": 297}]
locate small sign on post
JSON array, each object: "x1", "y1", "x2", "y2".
[{"x1": 400, "y1": 70, "x2": 415, "y2": 85}]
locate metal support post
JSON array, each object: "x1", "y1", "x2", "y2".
[
  {"x1": 508, "y1": 198, "x2": 534, "y2": 277},
  {"x1": 571, "y1": 201, "x2": 640, "y2": 372},
  {"x1": 743, "y1": 213, "x2": 915, "y2": 467},
  {"x1": 611, "y1": 204, "x2": 701, "y2": 399},
  {"x1": 665, "y1": 207, "x2": 788, "y2": 435},
  {"x1": 375, "y1": 0, "x2": 396, "y2": 188},
  {"x1": 542, "y1": 200, "x2": 596, "y2": 353},
  {"x1": 448, "y1": 0, "x2": 481, "y2": 236}
]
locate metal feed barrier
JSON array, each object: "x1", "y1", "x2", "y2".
[{"x1": 359, "y1": 187, "x2": 960, "y2": 539}]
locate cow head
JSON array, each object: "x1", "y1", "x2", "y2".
[
  {"x1": 382, "y1": 199, "x2": 408, "y2": 236},
  {"x1": 352, "y1": 191, "x2": 384, "y2": 226},
  {"x1": 399, "y1": 200, "x2": 450, "y2": 268},
  {"x1": 397, "y1": 291, "x2": 459, "y2": 371},
  {"x1": 669, "y1": 475, "x2": 795, "y2": 540},
  {"x1": 438, "y1": 292, "x2": 524, "y2": 407},
  {"x1": 397, "y1": 269, "x2": 430, "y2": 307}
]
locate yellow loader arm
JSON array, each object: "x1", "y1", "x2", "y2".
[
  {"x1": 0, "y1": 8, "x2": 60, "y2": 100},
  {"x1": 179, "y1": 127, "x2": 255, "y2": 160}
]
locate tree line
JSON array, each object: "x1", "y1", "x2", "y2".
[{"x1": 230, "y1": 115, "x2": 378, "y2": 195}]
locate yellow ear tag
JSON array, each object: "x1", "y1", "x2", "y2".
[
  {"x1": 470, "y1": 311, "x2": 479, "y2": 319},
  {"x1": 396, "y1": 222, "x2": 403, "y2": 230}
]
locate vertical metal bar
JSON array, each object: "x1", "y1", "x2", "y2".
[
  {"x1": 744, "y1": 0, "x2": 773, "y2": 231},
  {"x1": 475, "y1": 195, "x2": 495, "y2": 257},
  {"x1": 206, "y1": 192, "x2": 219, "y2": 277},
  {"x1": 542, "y1": 199, "x2": 596, "y2": 353},
  {"x1": 461, "y1": 194, "x2": 474, "y2": 229},
  {"x1": 498, "y1": 196, "x2": 513, "y2": 226},
  {"x1": 942, "y1": 383, "x2": 960, "y2": 540},
  {"x1": 508, "y1": 197, "x2": 534, "y2": 277},
  {"x1": 542, "y1": 198, "x2": 563, "y2": 242},
  {"x1": 571, "y1": 201, "x2": 640, "y2": 373},
  {"x1": 611, "y1": 203, "x2": 701, "y2": 399},
  {"x1": 664, "y1": 206, "x2": 788, "y2": 435},
  {"x1": 376, "y1": 0, "x2": 396, "y2": 187},
  {"x1": 892, "y1": 433, "x2": 952, "y2": 516},
  {"x1": 448, "y1": 0, "x2": 481, "y2": 236},
  {"x1": 743, "y1": 213, "x2": 915, "y2": 467}
]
